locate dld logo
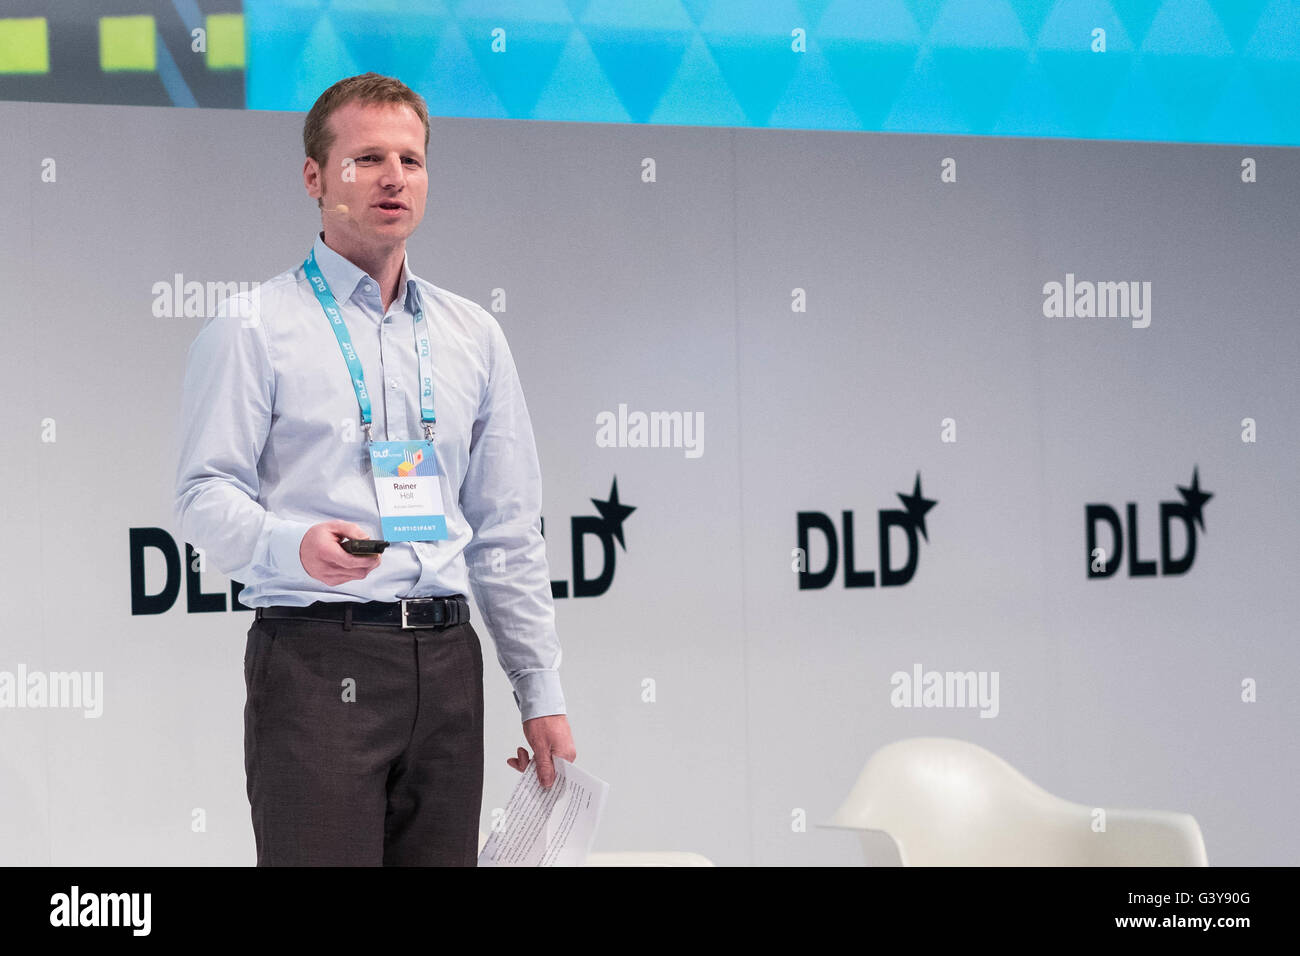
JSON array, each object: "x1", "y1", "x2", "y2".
[
  {"x1": 128, "y1": 528, "x2": 249, "y2": 614},
  {"x1": 1086, "y1": 468, "x2": 1212, "y2": 578},
  {"x1": 796, "y1": 473, "x2": 938, "y2": 590},
  {"x1": 545, "y1": 477, "x2": 635, "y2": 598}
]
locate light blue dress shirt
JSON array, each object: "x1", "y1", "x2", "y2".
[{"x1": 175, "y1": 232, "x2": 565, "y2": 721}]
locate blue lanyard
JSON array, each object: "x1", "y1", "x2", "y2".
[{"x1": 303, "y1": 248, "x2": 436, "y2": 442}]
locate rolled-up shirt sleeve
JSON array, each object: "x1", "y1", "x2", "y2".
[
  {"x1": 174, "y1": 297, "x2": 316, "y2": 591},
  {"x1": 460, "y1": 316, "x2": 566, "y2": 722}
]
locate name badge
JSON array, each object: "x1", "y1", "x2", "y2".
[{"x1": 368, "y1": 440, "x2": 448, "y2": 541}]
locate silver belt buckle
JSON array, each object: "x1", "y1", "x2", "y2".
[{"x1": 400, "y1": 597, "x2": 433, "y2": 629}]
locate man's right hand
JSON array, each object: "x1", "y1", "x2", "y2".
[{"x1": 300, "y1": 520, "x2": 383, "y2": 586}]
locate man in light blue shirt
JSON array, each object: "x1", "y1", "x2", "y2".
[{"x1": 175, "y1": 73, "x2": 575, "y2": 865}]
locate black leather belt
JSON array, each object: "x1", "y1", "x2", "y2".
[{"x1": 255, "y1": 595, "x2": 470, "y2": 630}]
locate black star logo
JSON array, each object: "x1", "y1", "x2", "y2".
[
  {"x1": 591, "y1": 477, "x2": 636, "y2": 551},
  {"x1": 1176, "y1": 467, "x2": 1213, "y2": 533},
  {"x1": 896, "y1": 472, "x2": 938, "y2": 542}
]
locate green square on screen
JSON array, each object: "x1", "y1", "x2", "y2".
[
  {"x1": 205, "y1": 14, "x2": 245, "y2": 69},
  {"x1": 100, "y1": 15, "x2": 156, "y2": 72},
  {"x1": 0, "y1": 18, "x2": 50, "y2": 74}
]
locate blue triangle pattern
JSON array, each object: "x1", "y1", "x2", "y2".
[
  {"x1": 242, "y1": 0, "x2": 1300, "y2": 146},
  {"x1": 991, "y1": 54, "x2": 1075, "y2": 138},
  {"x1": 651, "y1": 33, "x2": 748, "y2": 125},
  {"x1": 697, "y1": 0, "x2": 805, "y2": 33},
  {"x1": 795, "y1": 0, "x2": 837, "y2": 30},
  {"x1": 327, "y1": 8, "x2": 447, "y2": 79},
  {"x1": 1009, "y1": 0, "x2": 1060, "y2": 43},
  {"x1": 456, "y1": 17, "x2": 572, "y2": 118},
  {"x1": 821, "y1": 38, "x2": 919, "y2": 129},
  {"x1": 1197, "y1": 60, "x2": 1276, "y2": 144},
  {"x1": 928, "y1": 47, "x2": 1031, "y2": 131},
  {"x1": 531, "y1": 28, "x2": 631, "y2": 121},
  {"x1": 1243, "y1": 0, "x2": 1300, "y2": 60},
  {"x1": 817, "y1": 0, "x2": 922, "y2": 43},
  {"x1": 579, "y1": 0, "x2": 695, "y2": 30},
  {"x1": 1111, "y1": 0, "x2": 1165, "y2": 47},
  {"x1": 582, "y1": 24, "x2": 694, "y2": 122},
  {"x1": 767, "y1": 42, "x2": 865, "y2": 129},
  {"x1": 417, "y1": 23, "x2": 507, "y2": 118},
  {"x1": 927, "y1": 0, "x2": 1030, "y2": 50},
  {"x1": 1143, "y1": 52, "x2": 1233, "y2": 137},
  {"x1": 1035, "y1": 46, "x2": 1135, "y2": 136},
  {"x1": 1038, "y1": 0, "x2": 1136, "y2": 53},
  {"x1": 701, "y1": 31, "x2": 804, "y2": 125},
  {"x1": 883, "y1": 49, "x2": 973, "y2": 132},
  {"x1": 677, "y1": 0, "x2": 714, "y2": 26},
  {"x1": 902, "y1": 0, "x2": 948, "y2": 37},
  {"x1": 1140, "y1": 0, "x2": 1232, "y2": 55},
  {"x1": 1204, "y1": 0, "x2": 1269, "y2": 53}
]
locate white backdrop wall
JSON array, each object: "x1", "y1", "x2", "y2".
[{"x1": 0, "y1": 100, "x2": 1295, "y2": 865}]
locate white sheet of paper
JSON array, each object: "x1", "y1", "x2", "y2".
[{"x1": 477, "y1": 756, "x2": 609, "y2": 867}]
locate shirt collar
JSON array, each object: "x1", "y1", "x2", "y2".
[{"x1": 311, "y1": 231, "x2": 420, "y2": 313}]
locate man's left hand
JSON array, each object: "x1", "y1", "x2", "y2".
[{"x1": 507, "y1": 714, "x2": 576, "y2": 789}]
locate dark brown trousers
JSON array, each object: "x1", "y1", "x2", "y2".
[{"x1": 243, "y1": 612, "x2": 484, "y2": 865}]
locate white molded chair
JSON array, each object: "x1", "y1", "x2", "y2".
[
  {"x1": 477, "y1": 830, "x2": 714, "y2": 866},
  {"x1": 827, "y1": 737, "x2": 1208, "y2": 866}
]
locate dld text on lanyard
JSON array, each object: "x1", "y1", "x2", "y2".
[{"x1": 303, "y1": 248, "x2": 436, "y2": 443}]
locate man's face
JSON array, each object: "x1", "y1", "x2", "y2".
[{"x1": 306, "y1": 100, "x2": 428, "y2": 246}]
